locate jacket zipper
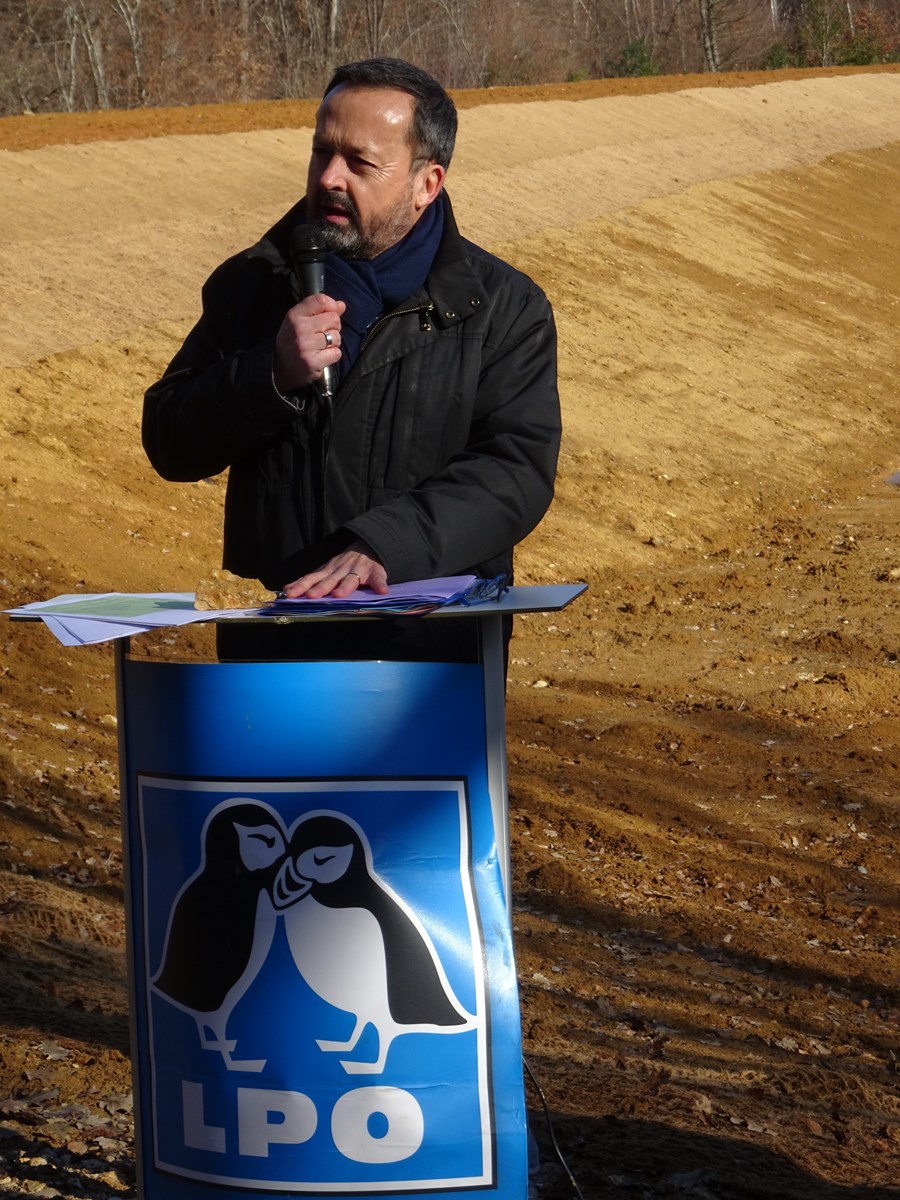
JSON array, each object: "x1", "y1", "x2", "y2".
[
  {"x1": 316, "y1": 301, "x2": 435, "y2": 538},
  {"x1": 361, "y1": 301, "x2": 435, "y2": 352}
]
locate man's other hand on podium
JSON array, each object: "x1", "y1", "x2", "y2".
[{"x1": 282, "y1": 539, "x2": 389, "y2": 601}]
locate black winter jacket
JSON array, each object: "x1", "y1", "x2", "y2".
[{"x1": 142, "y1": 195, "x2": 561, "y2": 593}]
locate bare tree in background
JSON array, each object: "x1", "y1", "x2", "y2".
[
  {"x1": 112, "y1": 0, "x2": 146, "y2": 104},
  {"x1": 570, "y1": 0, "x2": 613, "y2": 75},
  {"x1": 77, "y1": 0, "x2": 112, "y2": 106},
  {"x1": 9, "y1": 0, "x2": 110, "y2": 111},
  {"x1": 261, "y1": 0, "x2": 308, "y2": 97},
  {"x1": 360, "y1": 0, "x2": 390, "y2": 56},
  {"x1": 713, "y1": 0, "x2": 780, "y2": 70},
  {"x1": 0, "y1": 0, "x2": 897, "y2": 115},
  {"x1": 424, "y1": 0, "x2": 490, "y2": 86},
  {"x1": 799, "y1": 0, "x2": 849, "y2": 62},
  {"x1": 698, "y1": 0, "x2": 722, "y2": 68}
]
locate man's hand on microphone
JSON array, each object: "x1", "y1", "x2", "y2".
[
  {"x1": 282, "y1": 540, "x2": 389, "y2": 600},
  {"x1": 274, "y1": 294, "x2": 345, "y2": 394}
]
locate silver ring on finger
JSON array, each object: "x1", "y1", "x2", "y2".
[
  {"x1": 345, "y1": 572, "x2": 360, "y2": 583},
  {"x1": 323, "y1": 331, "x2": 334, "y2": 348}
]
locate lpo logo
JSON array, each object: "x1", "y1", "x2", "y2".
[{"x1": 137, "y1": 778, "x2": 493, "y2": 1193}]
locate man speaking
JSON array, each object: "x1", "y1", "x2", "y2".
[{"x1": 143, "y1": 57, "x2": 561, "y2": 660}]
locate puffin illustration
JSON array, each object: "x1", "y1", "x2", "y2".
[
  {"x1": 152, "y1": 800, "x2": 287, "y2": 1072},
  {"x1": 272, "y1": 813, "x2": 476, "y2": 1074}
]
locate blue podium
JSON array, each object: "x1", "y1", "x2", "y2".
[{"x1": 113, "y1": 585, "x2": 584, "y2": 1199}]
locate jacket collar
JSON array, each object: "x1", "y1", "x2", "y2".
[
  {"x1": 250, "y1": 192, "x2": 489, "y2": 323},
  {"x1": 420, "y1": 193, "x2": 490, "y2": 332}
]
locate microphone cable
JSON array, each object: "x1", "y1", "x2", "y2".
[{"x1": 524, "y1": 1055, "x2": 586, "y2": 1199}]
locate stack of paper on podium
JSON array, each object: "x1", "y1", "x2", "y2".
[
  {"x1": 4, "y1": 576, "x2": 499, "y2": 646},
  {"x1": 3, "y1": 593, "x2": 225, "y2": 646},
  {"x1": 267, "y1": 574, "x2": 484, "y2": 615}
]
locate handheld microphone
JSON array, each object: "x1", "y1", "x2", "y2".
[{"x1": 289, "y1": 224, "x2": 337, "y2": 401}]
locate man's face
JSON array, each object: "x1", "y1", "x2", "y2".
[{"x1": 306, "y1": 85, "x2": 442, "y2": 260}]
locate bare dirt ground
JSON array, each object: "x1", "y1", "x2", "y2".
[{"x1": 1, "y1": 67, "x2": 899, "y2": 1199}]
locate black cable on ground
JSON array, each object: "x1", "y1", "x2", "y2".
[{"x1": 524, "y1": 1055, "x2": 586, "y2": 1199}]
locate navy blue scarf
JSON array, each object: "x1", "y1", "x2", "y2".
[{"x1": 323, "y1": 195, "x2": 444, "y2": 378}]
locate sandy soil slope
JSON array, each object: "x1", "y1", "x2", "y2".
[{"x1": 1, "y1": 67, "x2": 899, "y2": 1199}]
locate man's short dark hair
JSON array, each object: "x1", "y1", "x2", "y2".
[{"x1": 323, "y1": 57, "x2": 457, "y2": 170}]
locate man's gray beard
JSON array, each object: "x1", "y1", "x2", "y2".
[
  {"x1": 317, "y1": 219, "x2": 366, "y2": 259},
  {"x1": 313, "y1": 182, "x2": 418, "y2": 261}
]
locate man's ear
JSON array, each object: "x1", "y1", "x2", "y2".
[{"x1": 414, "y1": 163, "x2": 445, "y2": 211}]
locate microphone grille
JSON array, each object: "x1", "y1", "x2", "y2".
[{"x1": 290, "y1": 224, "x2": 327, "y2": 265}]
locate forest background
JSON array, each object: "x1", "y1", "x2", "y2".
[{"x1": 3, "y1": 0, "x2": 900, "y2": 117}]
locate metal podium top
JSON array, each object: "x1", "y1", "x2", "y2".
[
  {"x1": 5, "y1": 583, "x2": 587, "y2": 645},
  {"x1": 215, "y1": 583, "x2": 587, "y2": 625},
  {"x1": 429, "y1": 582, "x2": 586, "y2": 618}
]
